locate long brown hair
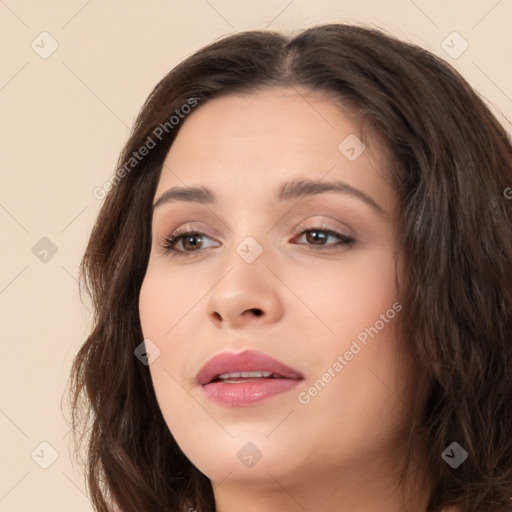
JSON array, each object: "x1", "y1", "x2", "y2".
[{"x1": 66, "y1": 23, "x2": 512, "y2": 512}]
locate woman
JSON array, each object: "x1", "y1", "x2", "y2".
[{"x1": 67, "y1": 23, "x2": 512, "y2": 512}]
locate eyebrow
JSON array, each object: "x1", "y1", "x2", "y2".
[{"x1": 153, "y1": 178, "x2": 386, "y2": 218}]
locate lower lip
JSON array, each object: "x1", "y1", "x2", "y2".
[{"x1": 201, "y1": 378, "x2": 302, "y2": 407}]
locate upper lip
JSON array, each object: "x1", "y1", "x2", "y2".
[{"x1": 196, "y1": 349, "x2": 304, "y2": 385}]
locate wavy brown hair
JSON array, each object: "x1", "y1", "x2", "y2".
[{"x1": 66, "y1": 23, "x2": 512, "y2": 512}]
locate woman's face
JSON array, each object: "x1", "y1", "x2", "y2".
[{"x1": 139, "y1": 86, "x2": 421, "y2": 504}]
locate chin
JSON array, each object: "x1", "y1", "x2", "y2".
[{"x1": 175, "y1": 432, "x2": 304, "y2": 483}]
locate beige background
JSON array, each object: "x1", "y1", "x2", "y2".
[{"x1": 1, "y1": 1, "x2": 511, "y2": 510}]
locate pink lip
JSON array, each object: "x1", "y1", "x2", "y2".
[{"x1": 196, "y1": 349, "x2": 304, "y2": 407}]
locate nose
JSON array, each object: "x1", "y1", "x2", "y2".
[{"x1": 205, "y1": 248, "x2": 284, "y2": 329}]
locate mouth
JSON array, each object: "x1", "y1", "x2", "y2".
[
  {"x1": 196, "y1": 349, "x2": 304, "y2": 406},
  {"x1": 210, "y1": 370, "x2": 290, "y2": 384}
]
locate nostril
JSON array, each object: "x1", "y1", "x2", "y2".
[{"x1": 249, "y1": 308, "x2": 263, "y2": 317}]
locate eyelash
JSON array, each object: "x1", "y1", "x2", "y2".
[{"x1": 161, "y1": 223, "x2": 355, "y2": 257}]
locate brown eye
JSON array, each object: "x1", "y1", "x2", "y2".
[
  {"x1": 304, "y1": 229, "x2": 329, "y2": 245},
  {"x1": 162, "y1": 230, "x2": 217, "y2": 256},
  {"x1": 293, "y1": 226, "x2": 355, "y2": 249}
]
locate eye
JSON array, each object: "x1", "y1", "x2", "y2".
[
  {"x1": 160, "y1": 223, "x2": 355, "y2": 257},
  {"x1": 291, "y1": 224, "x2": 355, "y2": 250},
  {"x1": 161, "y1": 227, "x2": 218, "y2": 257}
]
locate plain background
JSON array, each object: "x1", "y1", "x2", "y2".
[{"x1": 1, "y1": 1, "x2": 511, "y2": 510}]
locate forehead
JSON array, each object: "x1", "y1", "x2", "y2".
[{"x1": 155, "y1": 86, "x2": 394, "y2": 212}]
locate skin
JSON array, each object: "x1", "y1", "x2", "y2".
[{"x1": 138, "y1": 86, "x2": 434, "y2": 512}]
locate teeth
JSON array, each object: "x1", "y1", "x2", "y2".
[{"x1": 217, "y1": 370, "x2": 273, "y2": 379}]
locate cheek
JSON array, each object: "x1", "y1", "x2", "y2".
[
  {"x1": 287, "y1": 245, "x2": 406, "y2": 415},
  {"x1": 138, "y1": 268, "x2": 201, "y2": 340},
  {"x1": 138, "y1": 271, "x2": 189, "y2": 383},
  {"x1": 139, "y1": 273, "x2": 206, "y2": 459},
  {"x1": 286, "y1": 245, "x2": 398, "y2": 343}
]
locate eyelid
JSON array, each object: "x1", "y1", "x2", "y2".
[
  {"x1": 159, "y1": 224, "x2": 219, "y2": 256},
  {"x1": 159, "y1": 219, "x2": 356, "y2": 257},
  {"x1": 289, "y1": 215, "x2": 355, "y2": 238}
]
